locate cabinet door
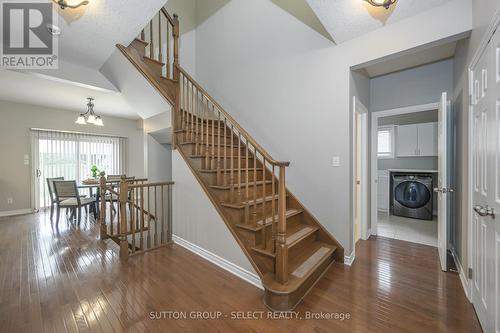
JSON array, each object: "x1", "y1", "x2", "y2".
[
  {"x1": 396, "y1": 124, "x2": 418, "y2": 157},
  {"x1": 417, "y1": 122, "x2": 437, "y2": 156}
]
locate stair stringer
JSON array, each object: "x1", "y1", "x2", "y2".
[{"x1": 172, "y1": 149, "x2": 266, "y2": 281}]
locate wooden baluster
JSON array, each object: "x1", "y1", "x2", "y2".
[
  {"x1": 154, "y1": 186, "x2": 158, "y2": 247},
  {"x1": 275, "y1": 166, "x2": 288, "y2": 283},
  {"x1": 130, "y1": 186, "x2": 136, "y2": 253},
  {"x1": 149, "y1": 19, "x2": 154, "y2": 59},
  {"x1": 190, "y1": 82, "x2": 194, "y2": 143},
  {"x1": 261, "y1": 158, "x2": 266, "y2": 249},
  {"x1": 205, "y1": 98, "x2": 210, "y2": 169},
  {"x1": 173, "y1": 14, "x2": 179, "y2": 67},
  {"x1": 183, "y1": 76, "x2": 187, "y2": 139},
  {"x1": 237, "y1": 132, "x2": 242, "y2": 203},
  {"x1": 167, "y1": 184, "x2": 173, "y2": 243},
  {"x1": 135, "y1": 187, "x2": 139, "y2": 237},
  {"x1": 195, "y1": 89, "x2": 200, "y2": 155},
  {"x1": 211, "y1": 105, "x2": 215, "y2": 170},
  {"x1": 230, "y1": 124, "x2": 234, "y2": 201},
  {"x1": 272, "y1": 165, "x2": 276, "y2": 253},
  {"x1": 245, "y1": 139, "x2": 250, "y2": 224},
  {"x1": 141, "y1": 29, "x2": 145, "y2": 41},
  {"x1": 166, "y1": 22, "x2": 170, "y2": 78},
  {"x1": 253, "y1": 147, "x2": 257, "y2": 225},
  {"x1": 158, "y1": 14, "x2": 162, "y2": 66},
  {"x1": 119, "y1": 179, "x2": 129, "y2": 260},
  {"x1": 161, "y1": 185, "x2": 165, "y2": 244},
  {"x1": 223, "y1": 118, "x2": 227, "y2": 186},
  {"x1": 140, "y1": 186, "x2": 145, "y2": 251},
  {"x1": 200, "y1": 92, "x2": 204, "y2": 158},
  {"x1": 147, "y1": 186, "x2": 152, "y2": 249},
  {"x1": 116, "y1": 183, "x2": 120, "y2": 235},
  {"x1": 99, "y1": 176, "x2": 107, "y2": 239},
  {"x1": 217, "y1": 111, "x2": 222, "y2": 185}
]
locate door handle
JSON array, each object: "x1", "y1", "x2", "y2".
[
  {"x1": 473, "y1": 205, "x2": 495, "y2": 218},
  {"x1": 36, "y1": 169, "x2": 41, "y2": 177},
  {"x1": 434, "y1": 187, "x2": 454, "y2": 194}
]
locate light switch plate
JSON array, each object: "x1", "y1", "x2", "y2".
[
  {"x1": 24, "y1": 154, "x2": 29, "y2": 160},
  {"x1": 332, "y1": 156, "x2": 340, "y2": 167}
]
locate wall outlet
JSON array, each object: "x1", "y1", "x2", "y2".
[{"x1": 7, "y1": 198, "x2": 13, "y2": 205}]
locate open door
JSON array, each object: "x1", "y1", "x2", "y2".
[{"x1": 435, "y1": 92, "x2": 450, "y2": 271}]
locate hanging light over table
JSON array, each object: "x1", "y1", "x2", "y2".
[{"x1": 75, "y1": 98, "x2": 104, "y2": 126}]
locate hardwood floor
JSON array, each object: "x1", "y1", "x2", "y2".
[{"x1": 0, "y1": 211, "x2": 482, "y2": 333}]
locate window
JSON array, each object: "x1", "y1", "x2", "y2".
[
  {"x1": 377, "y1": 126, "x2": 394, "y2": 159},
  {"x1": 32, "y1": 129, "x2": 127, "y2": 208}
]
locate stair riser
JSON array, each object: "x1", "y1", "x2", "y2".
[
  {"x1": 179, "y1": 133, "x2": 238, "y2": 145},
  {"x1": 143, "y1": 58, "x2": 163, "y2": 77},
  {"x1": 182, "y1": 143, "x2": 248, "y2": 157},
  {"x1": 130, "y1": 39, "x2": 147, "y2": 57},
  {"x1": 201, "y1": 170, "x2": 266, "y2": 185},
  {"x1": 223, "y1": 197, "x2": 292, "y2": 224},
  {"x1": 264, "y1": 252, "x2": 335, "y2": 311},
  {"x1": 288, "y1": 230, "x2": 317, "y2": 258},
  {"x1": 261, "y1": 214, "x2": 303, "y2": 246},
  {"x1": 210, "y1": 183, "x2": 274, "y2": 203}
]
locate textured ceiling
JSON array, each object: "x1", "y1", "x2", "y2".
[
  {"x1": 306, "y1": 0, "x2": 454, "y2": 43},
  {"x1": 54, "y1": 0, "x2": 165, "y2": 69}
]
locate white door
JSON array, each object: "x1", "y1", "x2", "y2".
[
  {"x1": 470, "y1": 27, "x2": 499, "y2": 333},
  {"x1": 436, "y1": 92, "x2": 450, "y2": 272}
]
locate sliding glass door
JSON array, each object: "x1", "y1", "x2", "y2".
[{"x1": 31, "y1": 130, "x2": 127, "y2": 210}]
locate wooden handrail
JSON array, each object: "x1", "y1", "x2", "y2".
[
  {"x1": 176, "y1": 64, "x2": 290, "y2": 167},
  {"x1": 160, "y1": 7, "x2": 175, "y2": 26},
  {"x1": 129, "y1": 181, "x2": 175, "y2": 189}
]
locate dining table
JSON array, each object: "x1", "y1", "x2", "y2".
[{"x1": 77, "y1": 178, "x2": 147, "y2": 218}]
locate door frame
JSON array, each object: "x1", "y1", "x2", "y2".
[
  {"x1": 370, "y1": 102, "x2": 440, "y2": 235},
  {"x1": 352, "y1": 96, "x2": 369, "y2": 245},
  {"x1": 466, "y1": 4, "x2": 500, "y2": 302}
]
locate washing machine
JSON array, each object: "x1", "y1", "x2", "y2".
[{"x1": 392, "y1": 173, "x2": 433, "y2": 220}]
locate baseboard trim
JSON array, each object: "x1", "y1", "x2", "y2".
[
  {"x1": 344, "y1": 251, "x2": 356, "y2": 266},
  {"x1": 172, "y1": 235, "x2": 263, "y2": 290},
  {"x1": 451, "y1": 247, "x2": 470, "y2": 301},
  {"x1": 0, "y1": 208, "x2": 34, "y2": 218}
]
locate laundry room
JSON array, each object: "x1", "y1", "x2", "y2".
[{"x1": 351, "y1": 42, "x2": 459, "y2": 251}]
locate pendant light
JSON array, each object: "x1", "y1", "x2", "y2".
[
  {"x1": 75, "y1": 98, "x2": 104, "y2": 126},
  {"x1": 364, "y1": 0, "x2": 397, "y2": 9}
]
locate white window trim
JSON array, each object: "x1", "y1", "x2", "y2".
[{"x1": 377, "y1": 125, "x2": 395, "y2": 159}]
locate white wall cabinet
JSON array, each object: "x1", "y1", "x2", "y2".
[{"x1": 396, "y1": 122, "x2": 437, "y2": 157}]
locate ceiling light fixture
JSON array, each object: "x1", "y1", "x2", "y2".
[
  {"x1": 53, "y1": 0, "x2": 89, "y2": 10},
  {"x1": 76, "y1": 98, "x2": 104, "y2": 126},
  {"x1": 364, "y1": 0, "x2": 397, "y2": 9}
]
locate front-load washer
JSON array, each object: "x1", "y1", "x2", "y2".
[{"x1": 392, "y1": 173, "x2": 433, "y2": 220}]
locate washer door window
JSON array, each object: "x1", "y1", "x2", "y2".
[{"x1": 394, "y1": 181, "x2": 431, "y2": 209}]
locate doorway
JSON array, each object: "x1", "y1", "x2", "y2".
[{"x1": 353, "y1": 96, "x2": 369, "y2": 245}]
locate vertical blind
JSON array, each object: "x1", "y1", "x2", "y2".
[{"x1": 31, "y1": 129, "x2": 127, "y2": 208}]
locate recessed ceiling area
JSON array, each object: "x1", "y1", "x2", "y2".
[
  {"x1": 305, "y1": 0, "x2": 454, "y2": 43},
  {"x1": 361, "y1": 40, "x2": 459, "y2": 78}
]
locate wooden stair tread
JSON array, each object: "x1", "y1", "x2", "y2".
[
  {"x1": 236, "y1": 209, "x2": 302, "y2": 231},
  {"x1": 221, "y1": 193, "x2": 284, "y2": 209},
  {"x1": 180, "y1": 141, "x2": 241, "y2": 148},
  {"x1": 133, "y1": 38, "x2": 148, "y2": 46},
  {"x1": 190, "y1": 154, "x2": 254, "y2": 159},
  {"x1": 143, "y1": 56, "x2": 164, "y2": 66},
  {"x1": 262, "y1": 242, "x2": 336, "y2": 293},
  {"x1": 251, "y1": 224, "x2": 318, "y2": 257},
  {"x1": 209, "y1": 180, "x2": 272, "y2": 190}
]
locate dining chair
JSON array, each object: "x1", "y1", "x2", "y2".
[
  {"x1": 46, "y1": 177, "x2": 64, "y2": 220},
  {"x1": 53, "y1": 180, "x2": 96, "y2": 224}
]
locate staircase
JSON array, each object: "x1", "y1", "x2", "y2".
[{"x1": 117, "y1": 8, "x2": 344, "y2": 311}]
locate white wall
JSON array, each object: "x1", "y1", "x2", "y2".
[
  {"x1": 0, "y1": 100, "x2": 145, "y2": 212},
  {"x1": 193, "y1": 0, "x2": 472, "y2": 254},
  {"x1": 146, "y1": 136, "x2": 172, "y2": 181},
  {"x1": 171, "y1": 150, "x2": 258, "y2": 276}
]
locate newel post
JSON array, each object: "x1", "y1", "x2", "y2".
[
  {"x1": 275, "y1": 165, "x2": 288, "y2": 284},
  {"x1": 99, "y1": 175, "x2": 108, "y2": 240},
  {"x1": 172, "y1": 13, "x2": 180, "y2": 148},
  {"x1": 119, "y1": 176, "x2": 129, "y2": 260}
]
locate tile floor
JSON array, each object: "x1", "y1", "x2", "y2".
[{"x1": 377, "y1": 211, "x2": 438, "y2": 247}]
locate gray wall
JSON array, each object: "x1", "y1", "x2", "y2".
[
  {"x1": 146, "y1": 136, "x2": 172, "y2": 181},
  {"x1": 452, "y1": 0, "x2": 500, "y2": 270},
  {"x1": 371, "y1": 59, "x2": 454, "y2": 112},
  {"x1": 0, "y1": 100, "x2": 145, "y2": 212}
]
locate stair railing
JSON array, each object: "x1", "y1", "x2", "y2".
[
  {"x1": 141, "y1": 8, "x2": 179, "y2": 81},
  {"x1": 99, "y1": 176, "x2": 174, "y2": 260},
  {"x1": 174, "y1": 65, "x2": 291, "y2": 283}
]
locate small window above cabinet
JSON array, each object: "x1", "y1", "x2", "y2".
[{"x1": 396, "y1": 122, "x2": 437, "y2": 157}]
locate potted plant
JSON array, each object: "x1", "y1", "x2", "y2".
[{"x1": 90, "y1": 165, "x2": 100, "y2": 179}]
